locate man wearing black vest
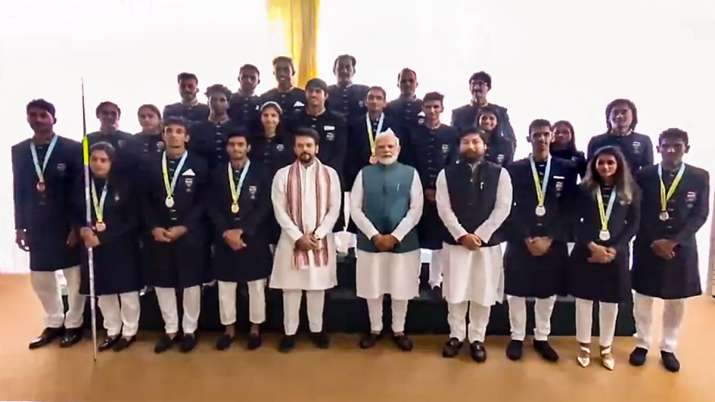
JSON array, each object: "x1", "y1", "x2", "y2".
[{"x1": 436, "y1": 127, "x2": 512, "y2": 362}]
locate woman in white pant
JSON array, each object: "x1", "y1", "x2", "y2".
[
  {"x1": 76, "y1": 142, "x2": 143, "y2": 352},
  {"x1": 568, "y1": 146, "x2": 640, "y2": 370}
]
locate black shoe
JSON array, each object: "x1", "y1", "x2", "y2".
[
  {"x1": 470, "y1": 341, "x2": 487, "y2": 363},
  {"x1": 59, "y1": 328, "x2": 83, "y2": 348},
  {"x1": 279, "y1": 335, "x2": 296, "y2": 353},
  {"x1": 392, "y1": 334, "x2": 413, "y2": 351},
  {"x1": 154, "y1": 334, "x2": 175, "y2": 354},
  {"x1": 310, "y1": 331, "x2": 330, "y2": 349},
  {"x1": 179, "y1": 333, "x2": 198, "y2": 353},
  {"x1": 629, "y1": 347, "x2": 648, "y2": 366},
  {"x1": 661, "y1": 351, "x2": 680, "y2": 373},
  {"x1": 506, "y1": 339, "x2": 523, "y2": 361},
  {"x1": 533, "y1": 340, "x2": 559, "y2": 362},
  {"x1": 215, "y1": 334, "x2": 234, "y2": 351},
  {"x1": 359, "y1": 332, "x2": 382, "y2": 349},
  {"x1": 442, "y1": 337, "x2": 463, "y2": 358},
  {"x1": 112, "y1": 336, "x2": 136, "y2": 352},
  {"x1": 28, "y1": 327, "x2": 64, "y2": 349},
  {"x1": 246, "y1": 333, "x2": 262, "y2": 350},
  {"x1": 98, "y1": 335, "x2": 120, "y2": 352}
]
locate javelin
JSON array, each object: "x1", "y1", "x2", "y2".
[{"x1": 81, "y1": 78, "x2": 98, "y2": 361}]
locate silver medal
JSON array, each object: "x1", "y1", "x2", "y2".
[
  {"x1": 165, "y1": 197, "x2": 175, "y2": 208},
  {"x1": 659, "y1": 211, "x2": 669, "y2": 221},
  {"x1": 535, "y1": 205, "x2": 546, "y2": 217},
  {"x1": 599, "y1": 230, "x2": 610, "y2": 241}
]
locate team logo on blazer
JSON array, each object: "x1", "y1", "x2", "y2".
[
  {"x1": 56, "y1": 162, "x2": 67, "y2": 172},
  {"x1": 185, "y1": 177, "x2": 194, "y2": 190},
  {"x1": 358, "y1": 100, "x2": 365, "y2": 108},
  {"x1": 118, "y1": 139, "x2": 126, "y2": 148},
  {"x1": 686, "y1": 191, "x2": 697, "y2": 203},
  {"x1": 555, "y1": 180, "x2": 564, "y2": 193},
  {"x1": 276, "y1": 143, "x2": 285, "y2": 152},
  {"x1": 326, "y1": 132, "x2": 335, "y2": 141},
  {"x1": 441, "y1": 144, "x2": 450, "y2": 154},
  {"x1": 114, "y1": 193, "x2": 121, "y2": 202},
  {"x1": 632, "y1": 141, "x2": 641, "y2": 154},
  {"x1": 249, "y1": 185, "x2": 257, "y2": 199},
  {"x1": 156, "y1": 142, "x2": 165, "y2": 151},
  {"x1": 497, "y1": 154, "x2": 504, "y2": 164}
]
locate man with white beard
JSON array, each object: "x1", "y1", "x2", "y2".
[{"x1": 350, "y1": 130, "x2": 424, "y2": 351}]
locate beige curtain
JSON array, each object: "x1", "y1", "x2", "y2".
[{"x1": 267, "y1": 0, "x2": 320, "y2": 87}]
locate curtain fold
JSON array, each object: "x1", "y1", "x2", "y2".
[{"x1": 267, "y1": 0, "x2": 320, "y2": 87}]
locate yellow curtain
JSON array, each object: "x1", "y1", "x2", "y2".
[{"x1": 266, "y1": 0, "x2": 320, "y2": 88}]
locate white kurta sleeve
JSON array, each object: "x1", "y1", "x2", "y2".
[
  {"x1": 435, "y1": 169, "x2": 468, "y2": 241},
  {"x1": 271, "y1": 168, "x2": 304, "y2": 242},
  {"x1": 474, "y1": 168, "x2": 513, "y2": 243},
  {"x1": 313, "y1": 167, "x2": 342, "y2": 239},
  {"x1": 391, "y1": 169, "x2": 424, "y2": 241},
  {"x1": 349, "y1": 170, "x2": 380, "y2": 239}
]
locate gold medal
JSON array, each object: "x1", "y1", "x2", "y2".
[
  {"x1": 36, "y1": 181, "x2": 46, "y2": 192},
  {"x1": 95, "y1": 221, "x2": 106, "y2": 232},
  {"x1": 231, "y1": 203, "x2": 239, "y2": 214}
]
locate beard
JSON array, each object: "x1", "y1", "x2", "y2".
[
  {"x1": 299, "y1": 152, "x2": 314, "y2": 163},
  {"x1": 460, "y1": 151, "x2": 481, "y2": 162},
  {"x1": 377, "y1": 154, "x2": 398, "y2": 165}
]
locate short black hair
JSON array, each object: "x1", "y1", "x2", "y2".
[
  {"x1": 90, "y1": 141, "x2": 116, "y2": 162},
  {"x1": 423, "y1": 92, "x2": 444, "y2": 105},
  {"x1": 177, "y1": 72, "x2": 198, "y2": 83},
  {"x1": 458, "y1": 126, "x2": 486, "y2": 140},
  {"x1": 606, "y1": 98, "x2": 638, "y2": 131},
  {"x1": 272, "y1": 56, "x2": 295, "y2": 74},
  {"x1": 659, "y1": 128, "x2": 689, "y2": 146},
  {"x1": 528, "y1": 119, "x2": 552, "y2": 134},
  {"x1": 227, "y1": 129, "x2": 251, "y2": 144},
  {"x1": 137, "y1": 104, "x2": 161, "y2": 119},
  {"x1": 96, "y1": 101, "x2": 121, "y2": 116},
  {"x1": 293, "y1": 127, "x2": 320, "y2": 145},
  {"x1": 469, "y1": 71, "x2": 492, "y2": 89},
  {"x1": 205, "y1": 84, "x2": 232, "y2": 99},
  {"x1": 163, "y1": 116, "x2": 189, "y2": 131},
  {"x1": 333, "y1": 54, "x2": 357, "y2": 72},
  {"x1": 239, "y1": 64, "x2": 260, "y2": 76},
  {"x1": 305, "y1": 78, "x2": 329, "y2": 93},
  {"x1": 397, "y1": 68, "x2": 417, "y2": 81},
  {"x1": 366, "y1": 86, "x2": 387, "y2": 99},
  {"x1": 26, "y1": 99, "x2": 56, "y2": 119}
]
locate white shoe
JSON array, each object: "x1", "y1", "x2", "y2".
[
  {"x1": 600, "y1": 346, "x2": 615, "y2": 371},
  {"x1": 577, "y1": 345, "x2": 591, "y2": 368}
]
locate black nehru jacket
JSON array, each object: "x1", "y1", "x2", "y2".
[
  {"x1": 189, "y1": 119, "x2": 241, "y2": 170},
  {"x1": 327, "y1": 84, "x2": 369, "y2": 121},
  {"x1": 632, "y1": 164, "x2": 710, "y2": 299},
  {"x1": 162, "y1": 102, "x2": 210, "y2": 125},
  {"x1": 127, "y1": 132, "x2": 164, "y2": 164},
  {"x1": 503, "y1": 156, "x2": 578, "y2": 298},
  {"x1": 587, "y1": 132, "x2": 653, "y2": 173},
  {"x1": 87, "y1": 130, "x2": 136, "y2": 176},
  {"x1": 451, "y1": 103, "x2": 516, "y2": 147},
  {"x1": 72, "y1": 175, "x2": 142, "y2": 296},
  {"x1": 139, "y1": 151, "x2": 209, "y2": 288},
  {"x1": 385, "y1": 96, "x2": 423, "y2": 142},
  {"x1": 206, "y1": 161, "x2": 273, "y2": 283},
  {"x1": 552, "y1": 148, "x2": 587, "y2": 178},
  {"x1": 249, "y1": 134, "x2": 294, "y2": 179},
  {"x1": 228, "y1": 93, "x2": 261, "y2": 132},
  {"x1": 483, "y1": 131, "x2": 514, "y2": 167},
  {"x1": 286, "y1": 109, "x2": 348, "y2": 180},
  {"x1": 260, "y1": 87, "x2": 306, "y2": 116},
  {"x1": 12, "y1": 135, "x2": 82, "y2": 271},
  {"x1": 442, "y1": 160, "x2": 507, "y2": 246}
]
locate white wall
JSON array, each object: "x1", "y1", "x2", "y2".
[{"x1": 1, "y1": 0, "x2": 713, "y2": 280}]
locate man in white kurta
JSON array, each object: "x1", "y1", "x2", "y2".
[
  {"x1": 436, "y1": 128, "x2": 512, "y2": 362},
  {"x1": 350, "y1": 131, "x2": 424, "y2": 351},
  {"x1": 270, "y1": 128, "x2": 341, "y2": 352}
]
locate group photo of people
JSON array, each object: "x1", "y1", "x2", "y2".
[{"x1": 12, "y1": 53, "x2": 710, "y2": 377}]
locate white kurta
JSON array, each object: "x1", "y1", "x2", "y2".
[
  {"x1": 269, "y1": 161, "x2": 342, "y2": 290},
  {"x1": 435, "y1": 167, "x2": 513, "y2": 306},
  {"x1": 350, "y1": 168, "x2": 424, "y2": 300}
]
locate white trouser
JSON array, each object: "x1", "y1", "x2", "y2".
[
  {"x1": 30, "y1": 266, "x2": 86, "y2": 329},
  {"x1": 282, "y1": 289, "x2": 325, "y2": 335},
  {"x1": 155, "y1": 286, "x2": 201, "y2": 335},
  {"x1": 447, "y1": 301, "x2": 491, "y2": 343},
  {"x1": 575, "y1": 298, "x2": 618, "y2": 347},
  {"x1": 428, "y1": 249, "x2": 444, "y2": 288},
  {"x1": 366, "y1": 296, "x2": 409, "y2": 334},
  {"x1": 97, "y1": 292, "x2": 141, "y2": 337},
  {"x1": 507, "y1": 295, "x2": 557, "y2": 341},
  {"x1": 218, "y1": 279, "x2": 267, "y2": 326},
  {"x1": 632, "y1": 292, "x2": 686, "y2": 353}
]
